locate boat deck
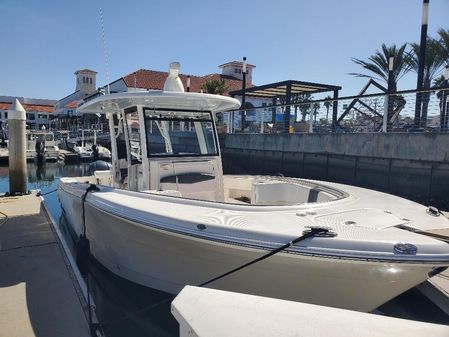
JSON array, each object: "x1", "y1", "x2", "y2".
[{"x1": 0, "y1": 193, "x2": 92, "y2": 337}]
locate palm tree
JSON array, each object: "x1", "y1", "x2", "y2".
[
  {"x1": 437, "y1": 28, "x2": 449, "y2": 65},
  {"x1": 434, "y1": 74, "x2": 449, "y2": 131},
  {"x1": 409, "y1": 37, "x2": 446, "y2": 126},
  {"x1": 350, "y1": 43, "x2": 413, "y2": 92},
  {"x1": 323, "y1": 95, "x2": 333, "y2": 122},
  {"x1": 201, "y1": 79, "x2": 228, "y2": 95},
  {"x1": 297, "y1": 93, "x2": 312, "y2": 121},
  {"x1": 313, "y1": 102, "x2": 320, "y2": 122}
]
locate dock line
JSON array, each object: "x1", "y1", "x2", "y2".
[{"x1": 41, "y1": 196, "x2": 104, "y2": 337}]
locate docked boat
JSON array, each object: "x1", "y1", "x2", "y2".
[
  {"x1": 26, "y1": 130, "x2": 60, "y2": 162},
  {"x1": 73, "y1": 130, "x2": 111, "y2": 161},
  {"x1": 58, "y1": 63, "x2": 449, "y2": 312}
]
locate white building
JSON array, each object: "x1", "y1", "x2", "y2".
[{"x1": 0, "y1": 96, "x2": 56, "y2": 130}]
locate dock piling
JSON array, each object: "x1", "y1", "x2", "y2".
[{"x1": 8, "y1": 99, "x2": 27, "y2": 195}]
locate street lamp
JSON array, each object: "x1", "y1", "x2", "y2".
[
  {"x1": 241, "y1": 57, "x2": 247, "y2": 131},
  {"x1": 414, "y1": 0, "x2": 430, "y2": 129}
]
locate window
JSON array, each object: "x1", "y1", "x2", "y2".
[
  {"x1": 26, "y1": 113, "x2": 36, "y2": 120},
  {"x1": 144, "y1": 109, "x2": 217, "y2": 157},
  {"x1": 4, "y1": 112, "x2": 7, "y2": 119},
  {"x1": 125, "y1": 107, "x2": 142, "y2": 164},
  {"x1": 89, "y1": 78, "x2": 92, "y2": 84},
  {"x1": 234, "y1": 68, "x2": 242, "y2": 74},
  {"x1": 38, "y1": 114, "x2": 48, "y2": 119}
]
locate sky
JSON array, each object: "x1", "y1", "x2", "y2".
[{"x1": 0, "y1": 0, "x2": 448, "y2": 100}]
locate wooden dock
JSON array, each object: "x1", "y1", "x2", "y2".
[{"x1": 0, "y1": 193, "x2": 95, "y2": 337}]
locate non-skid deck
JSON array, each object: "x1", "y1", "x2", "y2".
[{"x1": 0, "y1": 193, "x2": 91, "y2": 337}]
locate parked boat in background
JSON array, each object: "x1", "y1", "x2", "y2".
[{"x1": 26, "y1": 130, "x2": 60, "y2": 162}]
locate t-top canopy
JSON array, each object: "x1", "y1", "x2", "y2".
[
  {"x1": 229, "y1": 80, "x2": 341, "y2": 98},
  {"x1": 77, "y1": 91, "x2": 241, "y2": 114}
]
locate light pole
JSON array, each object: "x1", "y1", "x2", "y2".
[
  {"x1": 241, "y1": 57, "x2": 247, "y2": 131},
  {"x1": 442, "y1": 66, "x2": 449, "y2": 132},
  {"x1": 414, "y1": 0, "x2": 429, "y2": 129}
]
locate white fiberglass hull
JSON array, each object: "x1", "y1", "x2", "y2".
[{"x1": 58, "y1": 181, "x2": 449, "y2": 312}]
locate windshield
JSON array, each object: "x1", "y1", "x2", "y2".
[{"x1": 144, "y1": 108, "x2": 217, "y2": 157}]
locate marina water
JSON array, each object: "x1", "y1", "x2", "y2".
[{"x1": 0, "y1": 162, "x2": 448, "y2": 336}]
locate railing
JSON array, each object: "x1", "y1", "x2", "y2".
[{"x1": 220, "y1": 86, "x2": 449, "y2": 134}]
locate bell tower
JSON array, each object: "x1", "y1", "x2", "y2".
[{"x1": 74, "y1": 69, "x2": 97, "y2": 94}]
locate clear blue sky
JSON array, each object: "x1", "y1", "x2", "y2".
[{"x1": 1, "y1": 0, "x2": 448, "y2": 100}]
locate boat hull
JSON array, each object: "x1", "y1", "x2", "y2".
[{"x1": 58, "y1": 184, "x2": 442, "y2": 312}]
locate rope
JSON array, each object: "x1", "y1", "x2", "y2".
[
  {"x1": 37, "y1": 189, "x2": 58, "y2": 196},
  {"x1": 0, "y1": 210, "x2": 9, "y2": 228},
  {"x1": 77, "y1": 184, "x2": 103, "y2": 337},
  {"x1": 98, "y1": 227, "x2": 330, "y2": 329},
  {"x1": 199, "y1": 227, "x2": 328, "y2": 287}
]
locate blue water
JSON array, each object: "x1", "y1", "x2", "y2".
[{"x1": 1, "y1": 162, "x2": 448, "y2": 336}]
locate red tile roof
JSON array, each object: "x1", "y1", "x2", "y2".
[
  {"x1": 122, "y1": 69, "x2": 251, "y2": 96},
  {"x1": 64, "y1": 100, "x2": 78, "y2": 109},
  {"x1": 0, "y1": 102, "x2": 55, "y2": 113}
]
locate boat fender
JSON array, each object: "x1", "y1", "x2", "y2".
[
  {"x1": 36, "y1": 139, "x2": 46, "y2": 164},
  {"x1": 76, "y1": 234, "x2": 90, "y2": 277},
  {"x1": 92, "y1": 144, "x2": 99, "y2": 160},
  {"x1": 77, "y1": 184, "x2": 101, "y2": 277}
]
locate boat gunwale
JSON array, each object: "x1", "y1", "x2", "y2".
[{"x1": 58, "y1": 182, "x2": 449, "y2": 265}]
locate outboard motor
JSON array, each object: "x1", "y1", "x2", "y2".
[
  {"x1": 88, "y1": 160, "x2": 112, "y2": 176},
  {"x1": 92, "y1": 144, "x2": 99, "y2": 160},
  {"x1": 35, "y1": 138, "x2": 46, "y2": 165}
]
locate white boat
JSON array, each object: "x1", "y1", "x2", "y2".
[
  {"x1": 26, "y1": 130, "x2": 60, "y2": 162},
  {"x1": 73, "y1": 130, "x2": 111, "y2": 161},
  {"x1": 58, "y1": 63, "x2": 449, "y2": 312}
]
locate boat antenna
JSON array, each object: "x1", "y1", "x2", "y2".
[{"x1": 99, "y1": 7, "x2": 110, "y2": 95}]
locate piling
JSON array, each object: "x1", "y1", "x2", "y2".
[{"x1": 8, "y1": 99, "x2": 27, "y2": 195}]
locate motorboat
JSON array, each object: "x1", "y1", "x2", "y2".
[
  {"x1": 26, "y1": 130, "x2": 60, "y2": 162},
  {"x1": 73, "y1": 130, "x2": 111, "y2": 161},
  {"x1": 58, "y1": 62, "x2": 449, "y2": 312}
]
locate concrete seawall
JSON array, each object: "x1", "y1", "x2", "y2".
[{"x1": 221, "y1": 133, "x2": 449, "y2": 210}]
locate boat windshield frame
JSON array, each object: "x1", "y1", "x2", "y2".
[{"x1": 143, "y1": 107, "x2": 219, "y2": 158}]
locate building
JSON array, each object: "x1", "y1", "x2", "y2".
[
  {"x1": 0, "y1": 96, "x2": 56, "y2": 130},
  {"x1": 54, "y1": 69, "x2": 98, "y2": 130},
  {"x1": 105, "y1": 60, "x2": 255, "y2": 96},
  {"x1": 54, "y1": 61, "x2": 272, "y2": 131}
]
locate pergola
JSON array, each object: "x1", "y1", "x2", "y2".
[{"x1": 229, "y1": 80, "x2": 341, "y2": 132}]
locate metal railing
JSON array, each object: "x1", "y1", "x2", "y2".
[{"x1": 220, "y1": 86, "x2": 449, "y2": 134}]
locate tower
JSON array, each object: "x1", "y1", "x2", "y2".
[{"x1": 74, "y1": 69, "x2": 97, "y2": 94}]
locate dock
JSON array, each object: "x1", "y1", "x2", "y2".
[
  {"x1": 172, "y1": 286, "x2": 449, "y2": 337},
  {"x1": 59, "y1": 149, "x2": 79, "y2": 164},
  {"x1": 0, "y1": 192, "x2": 93, "y2": 337},
  {"x1": 419, "y1": 220, "x2": 449, "y2": 316}
]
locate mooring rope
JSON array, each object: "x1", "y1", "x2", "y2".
[{"x1": 97, "y1": 226, "x2": 330, "y2": 330}]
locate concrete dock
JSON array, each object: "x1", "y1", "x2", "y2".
[
  {"x1": 419, "y1": 221, "x2": 449, "y2": 316},
  {"x1": 0, "y1": 193, "x2": 91, "y2": 337},
  {"x1": 172, "y1": 286, "x2": 449, "y2": 337}
]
